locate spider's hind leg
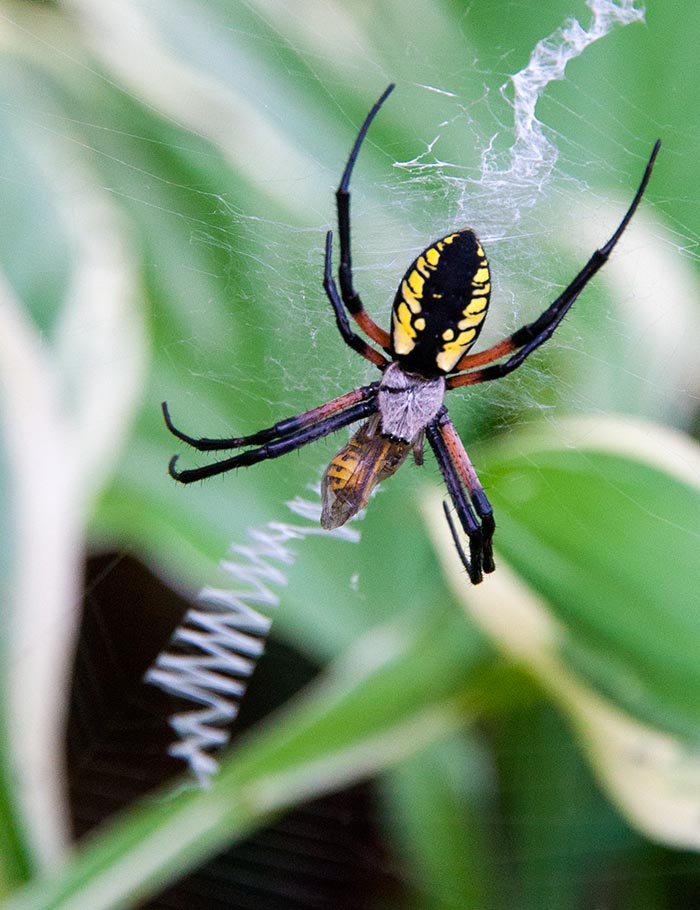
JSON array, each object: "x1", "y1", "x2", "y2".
[
  {"x1": 168, "y1": 395, "x2": 379, "y2": 484},
  {"x1": 426, "y1": 410, "x2": 496, "y2": 584},
  {"x1": 162, "y1": 383, "x2": 380, "y2": 453}
]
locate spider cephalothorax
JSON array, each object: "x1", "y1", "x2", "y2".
[{"x1": 163, "y1": 84, "x2": 659, "y2": 584}]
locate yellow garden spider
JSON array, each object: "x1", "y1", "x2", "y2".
[{"x1": 163, "y1": 85, "x2": 659, "y2": 584}]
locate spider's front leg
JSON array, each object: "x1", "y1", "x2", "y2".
[
  {"x1": 333, "y1": 83, "x2": 394, "y2": 352},
  {"x1": 447, "y1": 139, "x2": 661, "y2": 389},
  {"x1": 323, "y1": 232, "x2": 389, "y2": 370}
]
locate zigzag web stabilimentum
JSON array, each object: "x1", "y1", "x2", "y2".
[
  {"x1": 146, "y1": 0, "x2": 646, "y2": 785},
  {"x1": 145, "y1": 489, "x2": 358, "y2": 785}
]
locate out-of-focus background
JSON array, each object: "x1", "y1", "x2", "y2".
[{"x1": 2, "y1": 1, "x2": 700, "y2": 908}]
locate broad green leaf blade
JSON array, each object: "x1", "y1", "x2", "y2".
[
  {"x1": 427, "y1": 416, "x2": 700, "y2": 849},
  {"x1": 6, "y1": 609, "x2": 489, "y2": 910},
  {"x1": 493, "y1": 700, "x2": 645, "y2": 910},
  {"x1": 382, "y1": 734, "x2": 497, "y2": 910}
]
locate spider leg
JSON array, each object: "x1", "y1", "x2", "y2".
[
  {"x1": 162, "y1": 382, "x2": 380, "y2": 452},
  {"x1": 447, "y1": 139, "x2": 661, "y2": 389},
  {"x1": 323, "y1": 232, "x2": 390, "y2": 370},
  {"x1": 441, "y1": 502, "x2": 478, "y2": 581},
  {"x1": 435, "y1": 411, "x2": 495, "y2": 573},
  {"x1": 333, "y1": 84, "x2": 393, "y2": 351},
  {"x1": 426, "y1": 408, "x2": 495, "y2": 584},
  {"x1": 168, "y1": 396, "x2": 378, "y2": 484}
]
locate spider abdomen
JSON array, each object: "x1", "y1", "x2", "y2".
[{"x1": 391, "y1": 229, "x2": 491, "y2": 375}]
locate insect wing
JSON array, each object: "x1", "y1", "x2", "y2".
[{"x1": 321, "y1": 419, "x2": 411, "y2": 529}]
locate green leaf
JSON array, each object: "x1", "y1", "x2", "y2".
[
  {"x1": 6, "y1": 608, "x2": 489, "y2": 910},
  {"x1": 428, "y1": 416, "x2": 700, "y2": 849},
  {"x1": 382, "y1": 734, "x2": 497, "y2": 910}
]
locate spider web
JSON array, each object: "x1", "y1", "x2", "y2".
[
  {"x1": 41, "y1": 0, "x2": 695, "y2": 759},
  {"x1": 168, "y1": 0, "x2": 699, "y2": 436},
  {"x1": 53, "y1": 0, "x2": 698, "y2": 431},
  {"x1": 140, "y1": 0, "x2": 691, "y2": 780}
]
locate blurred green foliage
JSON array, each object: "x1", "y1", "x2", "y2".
[{"x1": 2, "y1": 1, "x2": 700, "y2": 908}]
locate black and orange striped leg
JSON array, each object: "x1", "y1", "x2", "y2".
[
  {"x1": 447, "y1": 139, "x2": 661, "y2": 390},
  {"x1": 323, "y1": 232, "x2": 389, "y2": 370},
  {"x1": 168, "y1": 395, "x2": 379, "y2": 484},
  {"x1": 426, "y1": 409, "x2": 494, "y2": 584},
  {"x1": 334, "y1": 84, "x2": 393, "y2": 352},
  {"x1": 162, "y1": 382, "x2": 380, "y2": 453},
  {"x1": 435, "y1": 410, "x2": 495, "y2": 574}
]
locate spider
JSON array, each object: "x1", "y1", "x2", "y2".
[{"x1": 163, "y1": 84, "x2": 660, "y2": 585}]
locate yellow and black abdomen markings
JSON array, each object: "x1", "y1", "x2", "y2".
[
  {"x1": 321, "y1": 418, "x2": 411, "y2": 529},
  {"x1": 390, "y1": 229, "x2": 491, "y2": 375},
  {"x1": 324, "y1": 436, "x2": 365, "y2": 492}
]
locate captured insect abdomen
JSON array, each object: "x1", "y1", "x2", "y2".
[
  {"x1": 391, "y1": 229, "x2": 491, "y2": 375},
  {"x1": 320, "y1": 416, "x2": 411, "y2": 529}
]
